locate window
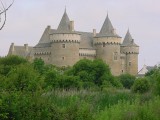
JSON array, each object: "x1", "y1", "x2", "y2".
[
  {"x1": 62, "y1": 57, "x2": 65, "y2": 60},
  {"x1": 122, "y1": 70, "x2": 123, "y2": 73},
  {"x1": 129, "y1": 62, "x2": 131, "y2": 66},
  {"x1": 114, "y1": 52, "x2": 118, "y2": 60},
  {"x1": 62, "y1": 44, "x2": 65, "y2": 48},
  {"x1": 103, "y1": 42, "x2": 105, "y2": 47}
]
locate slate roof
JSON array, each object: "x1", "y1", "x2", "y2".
[
  {"x1": 57, "y1": 9, "x2": 71, "y2": 33},
  {"x1": 97, "y1": 14, "x2": 121, "y2": 38},
  {"x1": 121, "y1": 29, "x2": 138, "y2": 47},
  {"x1": 12, "y1": 46, "x2": 33, "y2": 57}
]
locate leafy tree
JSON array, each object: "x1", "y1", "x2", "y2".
[
  {"x1": 32, "y1": 58, "x2": 45, "y2": 74},
  {"x1": 5, "y1": 63, "x2": 41, "y2": 92},
  {"x1": 132, "y1": 78, "x2": 150, "y2": 93},
  {"x1": 58, "y1": 75, "x2": 81, "y2": 90},
  {"x1": 0, "y1": 55, "x2": 27, "y2": 76},
  {"x1": 44, "y1": 69, "x2": 60, "y2": 89},
  {"x1": 118, "y1": 74, "x2": 135, "y2": 89},
  {"x1": 67, "y1": 59, "x2": 113, "y2": 86},
  {"x1": 0, "y1": 55, "x2": 27, "y2": 66}
]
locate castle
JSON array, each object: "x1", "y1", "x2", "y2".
[{"x1": 8, "y1": 9, "x2": 139, "y2": 76}]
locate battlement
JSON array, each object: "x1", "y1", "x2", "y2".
[
  {"x1": 121, "y1": 46, "x2": 139, "y2": 54},
  {"x1": 79, "y1": 48, "x2": 96, "y2": 57},
  {"x1": 50, "y1": 33, "x2": 81, "y2": 43},
  {"x1": 94, "y1": 37, "x2": 121, "y2": 45}
]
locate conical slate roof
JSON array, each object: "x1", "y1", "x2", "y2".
[
  {"x1": 122, "y1": 29, "x2": 138, "y2": 46},
  {"x1": 57, "y1": 9, "x2": 71, "y2": 33},
  {"x1": 97, "y1": 14, "x2": 120, "y2": 37}
]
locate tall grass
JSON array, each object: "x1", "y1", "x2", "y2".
[{"x1": 96, "y1": 96, "x2": 160, "y2": 120}]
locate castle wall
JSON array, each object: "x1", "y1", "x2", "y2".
[
  {"x1": 121, "y1": 46, "x2": 139, "y2": 75},
  {"x1": 126, "y1": 53, "x2": 138, "y2": 75},
  {"x1": 34, "y1": 47, "x2": 51, "y2": 64},
  {"x1": 79, "y1": 48, "x2": 96, "y2": 60},
  {"x1": 50, "y1": 33, "x2": 80, "y2": 67},
  {"x1": 94, "y1": 37, "x2": 122, "y2": 76},
  {"x1": 120, "y1": 53, "x2": 126, "y2": 74}
]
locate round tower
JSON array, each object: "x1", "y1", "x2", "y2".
[
  {"x1": 50, "y1": 10, "x2": 81, "y2": 67},
  {"x1": 121, "y1": 30, "x2": 139, "y2": 75},
  {"x1": 50, "y1": 33, "x2": 80, "y2": 67},
  {"x1": 94, "y1": 14, "x2": 122, "y2": 76}
]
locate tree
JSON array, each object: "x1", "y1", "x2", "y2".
[
  {"x1": 132, "y1": 78, "x2": 150, "y2": 93},
  {"x1": 5, "y1": 63, "x2": 41, "y2": 92},
  {"x1": 0, "y1": 0, "x2": 14, "y2": 30},
  {"x1": 118, "y1": 74, "x2": 135, "y2": 89},
  {"x1": 66, "y1": 59, "x2": 116, "y2": 87}
]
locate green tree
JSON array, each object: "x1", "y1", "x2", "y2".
[
  {"x1": 118, "y1": 74, "x2": 135, "y2": 89},
  {"x1": 32, "y1": 58, "x2": 45, "y2": 74},
  {"x1": 5, "y1": 63, "x2": 41, "y2": 92},
  {"x1": 132, "y1": 78, "x2": 150, "y2": 93},
  {"x1": 44, "y1": 69, "x2": 60, "y2": 89},
  {"x1": 0, "y1": 55, "x2": 27, "y2": 76},
  {"x1": 67, "y1": 59, "x2": 114, "y2": 87}
]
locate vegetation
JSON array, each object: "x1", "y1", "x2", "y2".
[{"x1": 0, "y1": 55, "x2": 160, "y2": 120}]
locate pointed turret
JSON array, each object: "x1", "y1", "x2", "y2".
[
  {"x1": 122, "y1": 29, "x2": 138, "y2": 46},
  {"x1": 57, "y1": 9, "x2": 70, "y2": 33},
  {"x1": 98, "y1": 14, "x2": 120, "y2": 37}
]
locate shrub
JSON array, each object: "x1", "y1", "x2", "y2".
[
  {"x1": 118, "y1": 74, "x2": 135, "y2": 89},
  {"x1": 132, "y1": 78, "x2": 150, "y2": 94}
]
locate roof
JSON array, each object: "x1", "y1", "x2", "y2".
[
  {"x1": 121, "y1": 29, "x2": 138, "y2": 47},
  {"x1": 97, "y1": 14, "x2": 121, "y2": 38},
  {"x1": 138, "y1": 65, "x2": 155, "y2": 76},
  {"x1": 57, "y1": 9, "x2": 71, "y2": 33},
  {"x1": 11, "y1": 46, "x2": 33, "y2": 57}
]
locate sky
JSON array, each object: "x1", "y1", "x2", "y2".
[{"x1": 0, "y1": 0, "x2": 160, "y2": 70}]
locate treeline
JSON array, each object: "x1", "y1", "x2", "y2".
[{"x1": 0, "y1": 55, "x2": 160, "y2": 120}]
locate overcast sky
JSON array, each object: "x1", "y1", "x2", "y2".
[{"x1": 0, "y1": 0, "x2": 160, "y2": 70}]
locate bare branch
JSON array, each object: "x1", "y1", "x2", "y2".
[
  {"x1": 0, "y1": 0, "x2": 14, "y2": 14},
  {"x1": 0, "y1": 0, "x2": 14, "y2": 30}
]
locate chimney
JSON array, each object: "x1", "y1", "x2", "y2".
[
  {"x1": 47, "y1": 25, "x2": 51, "y2": 30},
  {"x1": 24, "y1": 44, "x2": 28, "y2": 52},
  {"x1": 70, "y1": 21, "x2": 74, "y2": 31},
  {"x1": 11, "y1": 43, "x2": 14, "y2": 51},
  {"x1": 93, "y1": 29, "x2": 96, "y2": 37}
]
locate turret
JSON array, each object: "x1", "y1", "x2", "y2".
[
  {"x1": 121, "y1": 29, "x2": 139, "y2": 75},
  {"x1": 94, "y1": 14, "x2": 122, "y2": 76},
  {"x1": 50, "y1": 9, "x2": 81, "y2": 67}
]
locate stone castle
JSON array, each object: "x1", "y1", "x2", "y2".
[{"x1": 8, "y1": 9, "x2": 139, "y2": 76}]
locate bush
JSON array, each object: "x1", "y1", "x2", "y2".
[
  {"x1": 118, "y1": 74, "x2": 135, "y2": 89},
  {"x1": 96, "y1": 96, "x2": 160, "y2": 120},
  {"x1": 132, "y1": 78, "x2": 150, "y2": 94}
]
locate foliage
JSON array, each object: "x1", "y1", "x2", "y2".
[
  {"x1": 132, "y1": 78, "x2": 150, "y2": 94},
  {"x1": 118, "y1": 74, "x2": 135, "y2": 89},
  {"x1": 4, "y1": 63, "x2": 41, "y2": 92},
  {"x1": 97, "y1": 96, "x2": 160, "y2": 120},
  {"x1": 0, "y1": 55, "x2": 27, "y2": 76},
  {"x1": 32, "y1": 58, "x2": 45, "y2": 74},
  {"x1": 66, "y1": 59, "x2": 120, "y2": 87},
  {"x1": 1, "y1": 56, "x2": 160, "y2": 119}
]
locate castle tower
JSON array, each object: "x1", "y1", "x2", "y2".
[
  {"x1": 121, "y1": 29, "x2": 139, "y2": 75},
  {"x1": 94, "y1": 14, "x2": 122, "y2": 76},
  {"x1": 50, "y1": 10, "x2": 81, "y2": 67}
]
